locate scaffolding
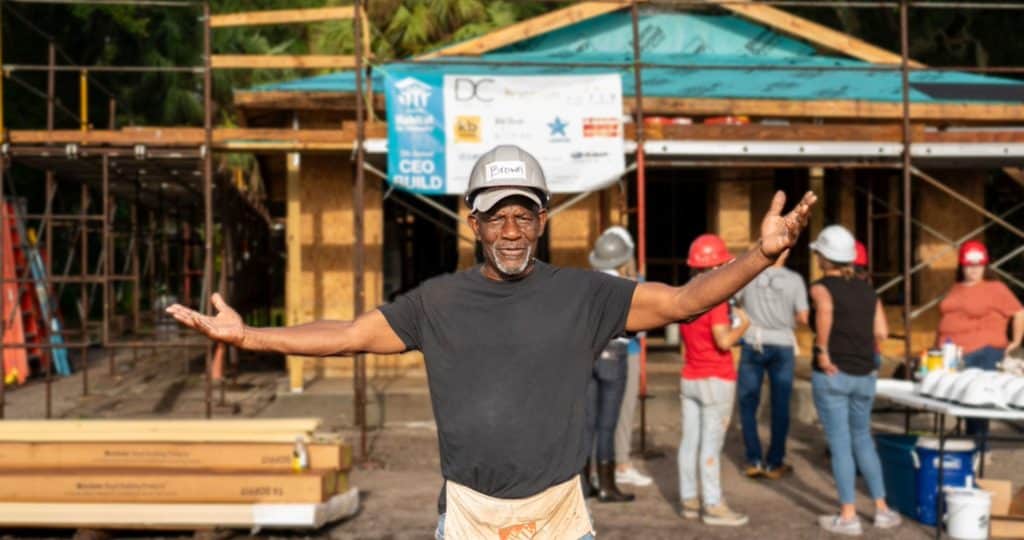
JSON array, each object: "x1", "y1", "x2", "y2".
[
  {"x1": 1, "y1": 1, "x2": 1023, "y2": 472},
  {"x1": 335, "y1": 0, "x2": 1024, "y2": 456}
]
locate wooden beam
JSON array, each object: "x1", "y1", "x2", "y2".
[
  {"x1": 209, "y1": 6, "x2": 355, "y2": 28},
  {"x1": 1002, "y1": 166, "x2": 1024, "y2": 187},
  {"x1": 234, "y1": 90, "x2": 385, "y2": 112},
  {"x1": 720, "y1": 2, "x2": 924, "y2": 68},
  {"x1": 633, "y1": 123, "x2": 926, "y2": 142},
  {"x1": 211, "y1": 55, "x2": 356, "y2": 70},
  {"x1": 635, "y1": 97, "x2": 1024, "y2": 122},
  {"x1": 0, "y1": 441, "x2": 350, "y2": 471},
  {"x1": 0, "y1": 490, "x2": 358, "y2": 530},
  {"x1": 12, "y1": 122, "x2": 1024, "y2": 156},
  {"x1": 0, "y1": 418, "x2": 321, "y2": 433},
  {"x1": 7, "y1": 127, "x2": 380, "y2": 151},
  {"x1": 419, "y1": 1, "x2": 630, "y2": 58},
  {"x1": 359, "y1": 6, "x2": 372, "y2": 60},
  {"x1": 233, "y1": 89, "x2": 1024, "y2": 123}
]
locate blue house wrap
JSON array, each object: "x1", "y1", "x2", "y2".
[{"x1": 252, "y1": 11, "x2": 1024, "y2": 105}]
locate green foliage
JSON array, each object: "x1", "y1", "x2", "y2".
[
  {"x1": 371, "y1": 0, "x2": 559, "y2": 59},
  {"x1": 790, "y1": 5, "x2": 1024, "y2": 74},
  {"x1": 0, "y1": 0, "x2": 558, "y2": 129}
]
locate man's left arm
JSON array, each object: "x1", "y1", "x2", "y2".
[{"x1": 625, "y1": 191, "x2": 816, "y2": 332}]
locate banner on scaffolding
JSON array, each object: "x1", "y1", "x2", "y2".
[{"x1": 385, "y1": 72, "x2": 625, "y2": 195}]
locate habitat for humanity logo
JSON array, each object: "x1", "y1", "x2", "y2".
[
  {"x1": 547, "y1": 116, "x2": 570, "y2": 143},
  {"x1": 394, "y1": 77, "x2": 435, "y2": 133}
]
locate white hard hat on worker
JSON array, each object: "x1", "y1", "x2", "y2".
[
  {"x1": 810, "y1": 225, "x2": 857, "y2": 263},
  {"x1": 465, "y1": 145, "x2": 551, "y2": 213}
]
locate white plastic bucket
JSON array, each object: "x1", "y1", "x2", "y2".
[
  {"x1": 944, "y1": 487, "x2": 991, "y2": 540},
  {"x1": 664, "y1": 323, "x2": 680, "y2": 346}
]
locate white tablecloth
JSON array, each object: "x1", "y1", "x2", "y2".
[{"x1": 875, "y1": 379, "x2": 1024, "y2": 421}]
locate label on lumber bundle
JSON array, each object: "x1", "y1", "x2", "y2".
[
  {"x1": 0, "y1": 470, "x2": 348, "y2": 504},
  {"x1": 0, "y1": 442, "x2": 351, "y2": 471}
]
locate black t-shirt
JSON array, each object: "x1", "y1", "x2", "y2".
[
  {"x1": 811, "y1": 276, "x2": 877, "y2": 376},
  {"x1": 378, "y1": 261, "x2": 636, "y2": 511}
]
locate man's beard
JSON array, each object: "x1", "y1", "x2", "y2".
[{"x1": 490, "y1": 244, "x2": 533, "y2": 276}]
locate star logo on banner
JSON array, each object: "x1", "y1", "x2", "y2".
[{"x1": 548, "y1": 117, "x2": 568, "y2": 137}]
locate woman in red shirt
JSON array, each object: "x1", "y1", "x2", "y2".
[
  {"x1": 677, "y1": 234, "x2": 750, "y2": 527},
  {"x1": 938, "y1": 241, "x2": 1024, "y2": 441}
]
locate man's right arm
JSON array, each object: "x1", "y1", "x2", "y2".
[{"x1": 167, "y1": 293, "x2": 408, "y2": 357}]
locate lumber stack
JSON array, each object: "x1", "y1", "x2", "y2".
[{"x1": 0, "y1": 418, "x2": 358, "y2": 531}]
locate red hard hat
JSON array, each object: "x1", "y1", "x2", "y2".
[
  {"x1": 959, "y1": 240, "x2": 989, "y2": 266},
  {"x1": 854, "y1": 241, "x2": 868, "y2": 267},
  {"x1": 687, "y1": 234, "x2": 733, "y2": 269}
]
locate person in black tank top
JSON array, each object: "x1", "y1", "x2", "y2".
[
  {"x1": 811, "y1": 276, "x2": 877, "y2": 376},
  {"x1": 808, "y1": 225, "x2": 902, "y2": 536}
]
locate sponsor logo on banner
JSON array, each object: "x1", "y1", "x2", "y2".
[
  {"x1": 387, "y1": 74, "x2": 446, "y2": 193},
  {"x1": 395, "y1": 78, "x2": 431, "y2": 109},
  {"x1": 388, "y1": 73, "x2": 624, "y2": 195},
  {"x1": 394, "y1": 77, "x2": 436, "y2": 133},
  {"x1": 484, "y1": 161, "x2": 527, "y2": 183},
  {"x1": 547, "y1": 116, "x2": 570, "y2": 143},
  {"x1": 571, "y1": 151, "x2": 610, "y2": 160},
  {"x1": 582, "y1": 117, "x2": 621, "y2": 138},
  {"x1": 453, "y1": 77, "x2": 495, "y2": 102},
  {"x1": 454, "y1": 115, "x2": 481, "y2": 143}
]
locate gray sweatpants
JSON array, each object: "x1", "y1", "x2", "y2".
[
  {"x1": 678, "y1": 377, "x2": 735, "y2": 507},
  {"x1": 614, "y1": 351, "x2": 640, "y2": 464}
]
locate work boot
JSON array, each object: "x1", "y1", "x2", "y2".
[
  {"x1": 580, "y1": 460, "x2": 597, "y2": 498},
  {"x1": 596, "y1": 461, "x2": 634, "y2": 503},
  {"x1": 763, "y1": 463, "x2": 792, "y2": 480}
]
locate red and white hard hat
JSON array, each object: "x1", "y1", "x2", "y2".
[
  {"x1": 687, "y1": 234, "x2": 733, "y2": 269},
  {"x1": 958, "y1": 240, "x2": 989, "y2": 266},
  {"x1": 854, "y1": 241, "x2": 869, "y2": 267}
]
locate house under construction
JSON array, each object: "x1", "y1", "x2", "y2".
[{"x1": 2, "y1": 1, "x2": 1024, "y2": 427}]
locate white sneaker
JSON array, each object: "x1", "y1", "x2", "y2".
[
  {"x1": 874, "y1": 508, "x2": 902, "y2": 529},
  {"x1": 615, "y1": 466, "x2": 653, "y2": 487},
  {"x1": 818, "y1": 515, "x2": 863, "y2": 536}
]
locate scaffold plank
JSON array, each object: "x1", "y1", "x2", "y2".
[
  {"x1": 209, "y1": 7, "x2": 355, "y2": 28},
  {"x1": 211, "y1": 55, "x2": 356, "y2": 70}
]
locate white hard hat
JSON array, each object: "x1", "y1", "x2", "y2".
[
  {"x1": 919, "y1": 370, "x2": 948, "y2": 397},
  {"x1": 947, "y1": 369, "x2": 985, "y2": 403},
  {"x1": 992, "y1": 372, "x2": 1018, "y2": 393},
  {"x1": 1003, "y1": 377, "x2": 1024, "y2": 407},
  {"x1": 1010, "y1": 381, "x2": 1024, "y2": 410},
  {"x1": 465, "y1": 145, "x2": 550, "y2": 213},
  {"x1": 810, "y1": 225, "x2": 857, "y2": 264},
  {"x1": 958, "y1": 374, "x2": 1008, "y2": 409},
  {"x1": 589, "y1": 227, "x2": 635, "y2": 270},
  {"x1": 933, "y1": 371, "x2": 962, "y2": 402}
]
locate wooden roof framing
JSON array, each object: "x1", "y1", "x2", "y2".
[{"x1": 418, "y1": 1, "x2": 632, "y2": 59}]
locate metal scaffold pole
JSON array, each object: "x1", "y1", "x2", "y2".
[
  {"x1": 352, "y1": 0, "x2": 369, "y2": 462},
  {"x1": 899, "y1": 0, "x2": 914, "y2": 383},
  {"x1": 630, "y1": 0, "x2": 651, "y2": 455},
  {"x1": 202, "y1": 0, "x2": 214, "y2": 419}
]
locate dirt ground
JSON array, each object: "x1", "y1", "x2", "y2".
[{"x1": 3, "y1": 347, "x2": 1023, "y2": 539}]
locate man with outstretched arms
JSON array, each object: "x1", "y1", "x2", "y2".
[{"x1": 168, "y1": 145, "x2": 816, "y2": 539}]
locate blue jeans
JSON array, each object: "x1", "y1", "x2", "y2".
[
  {"x1": 963, "y1": 346, "x2": 1004, "y2": 447},
  {"x1": 812, "y1": 371, "x2": 886, "y2": 505},
  {"x1": 435, "y1": 513, "x2": 595, "y2": 539},
  {"x1": 738, "y1": 344, "x2": 795, "y2": 468},
  {"x1": 585, "y1": 341, "x2": 628, "y2": 462}
]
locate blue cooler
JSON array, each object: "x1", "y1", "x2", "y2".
[
  {"x1": 915, "y1": 438, "x2": 976, "y2": 526},
  {"x1": 875, "y1": 434, "x2": 919, "y2": 518}
]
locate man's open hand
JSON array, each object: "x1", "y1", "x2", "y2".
[
  {"x1": 166, "y1": 292, "x2": 245, "y2": 347},
  {"x1": 759, "y1": 190, "x2": 817, "y2": 259}
]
